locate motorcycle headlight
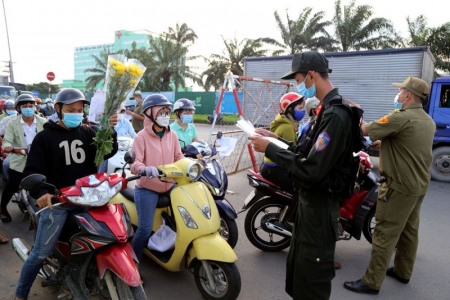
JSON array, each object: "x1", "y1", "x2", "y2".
[
  {"x1": 67, "y1": 181, "x2": 122, "y2": 206},
  {"x1": 177, "y1": 206, "x2": 198, "y2": 229},
  {"x1": 118, "y1": 140, "x2": 130, "y2": 151},
  {"x1": 187, "y1": 162, "x2": 201, "y2": 181}
]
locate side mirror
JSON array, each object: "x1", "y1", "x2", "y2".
[
  {"x1": 217, "y1": 130, "x2": 223, "y2": 139},
  {"x1": 20, "y1": 174, "x2": 47, "y2": 192},
  {"x1": 124, "y1": 151, "x2": 135, "y2": 164}
]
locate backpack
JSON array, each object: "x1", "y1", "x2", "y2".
[
  {"x1": 296, "y1": 95, "x2": 369, "y2": 199},
  {"x1": 325, "y1": 96, "x2": 369, "y2": 198}
]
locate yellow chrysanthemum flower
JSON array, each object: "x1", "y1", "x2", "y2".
[
  {"x1": 127, "y1": 64, "x2": 145, "y2": 78},
  {"x1": 129, "y1": 79, "x2": 137, "y2": 86}
]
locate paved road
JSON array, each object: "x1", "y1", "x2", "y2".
[{"x1": 0, "y1": 171, "x2": 449, "y2": 299}]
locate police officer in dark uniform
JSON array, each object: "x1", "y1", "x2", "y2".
[
  {"x1": 249, "y1": 51, "x2": 354, "y2": 300},
  {"x1": 344, "y1": 76, "x2": 436, "y2": 295}
]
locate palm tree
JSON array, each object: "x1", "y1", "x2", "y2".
[
  {"x1": 259, "y1": 8, "x2": 336, "y2": 55},
  {"x1": 332, "y1": 0, "x2": 399, "y2": 51},
  {"x1": 202, "y1": 36, "x2": 268, "y2": 90},
  {"x1": 406, "y1": 15, "x2": 450, "y2": 72},
  {"x1": 84, "y1": 46, "x2": 123, "y2": 91},
  {"x1": 145, "y1": 23, "x2": 202, "y2": 92}
]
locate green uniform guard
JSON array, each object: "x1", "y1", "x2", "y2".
[{"x1": 344, "y1": 76, "x2": 436, "y2": 294}]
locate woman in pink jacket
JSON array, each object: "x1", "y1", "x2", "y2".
[{"x1": 130, "y1": 94, "x2": 184, "y2": 261}]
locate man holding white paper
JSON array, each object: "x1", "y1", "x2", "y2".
[{"x1": 249, "y1": 51, "x2": 354, "y2": 300}]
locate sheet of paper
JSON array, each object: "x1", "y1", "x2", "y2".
[
  {"x1": 215, "y1": 137, "x2": 237, "y2": 156},
  {"x1": 236, "y1": 119, "x2": 288, "y2": 149}
]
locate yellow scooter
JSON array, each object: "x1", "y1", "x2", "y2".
[{"x1": 110, "y1": 153, "x2": 241, "y2": 300}]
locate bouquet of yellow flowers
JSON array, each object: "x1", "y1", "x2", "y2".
[{"x1": 93, "y1": 54, "x2": 146, "y2": 166}]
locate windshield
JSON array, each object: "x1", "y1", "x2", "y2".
[{"x1": 0, "y1": 86, "x2": 16, "y2": 100}]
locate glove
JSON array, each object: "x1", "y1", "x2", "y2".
[{"x1": 139, "y1": 166, "x2": 159, "y2": 178}]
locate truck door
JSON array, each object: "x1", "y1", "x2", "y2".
[{"x1": 429, "y1": 82, "x2": 450, "y2": 138}]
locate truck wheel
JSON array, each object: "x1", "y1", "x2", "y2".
[{"x1": 430, "y1": 147, "x2": 450, "y2": 183}]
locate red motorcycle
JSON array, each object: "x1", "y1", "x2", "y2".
[
  {"x1": 238, "y1": 151, "x2": 379, "y2": 252},
  {"x1": 12, "y1": 160, "x2": 147, "y2": 299}
]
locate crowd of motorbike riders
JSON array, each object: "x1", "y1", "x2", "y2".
[{"x1": 0, "y1": 87, "x2": 324, "y2": 297}]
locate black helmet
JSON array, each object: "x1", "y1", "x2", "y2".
[
  {"x1": 173, "y1": 98, "x2": 195, "y2": 113},
  {"x1": 55, "y1": 88, "x2": 89, "y2": 105},
  {"x1": 15, "y1": 94, "x2": 35, "y2": 108},
  {"x1": 142, "y1": 94, "x2": 172, "y2": 114}
]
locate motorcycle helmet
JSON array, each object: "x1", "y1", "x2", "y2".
[
  {"x1": 45, "y1": 98, "x2": 53, "y2": 104},
  {"x1": 173, "y1": 98, "x2": 195, "y2": 113},
  {"x1": 279, "y1": 92, "x2": 304, "y2": 113},
  {"x1": 34, "y1": 97, "x2": 42, "y2": 104},
  {"x1": 15, "y1": 94, "x2": 36, "y2": 109},
  {"x1": 305, "y1": 97, "x2": 320, "y2": 116},
  {"x1": 3, "y1": 99, "x2": 15, "y2": 108},
  {"x1": 142, "y1": 94, "x2": 172, "y2": 114},
  {"x1": 55, "y1": 88, "x2": 89, "y2": 105}
]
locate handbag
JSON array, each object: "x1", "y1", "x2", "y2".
[{"x1": 147, "y1": 219, "x2": 176, "y2": 252}]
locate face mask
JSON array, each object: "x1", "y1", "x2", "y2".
[
  {"x1": 117, "y1": 114, "x2": 124, "y2": 121},
  {"x1": 39, "y1": 104, "x2": 46, "y2": 109},
  {"x1": 180, "y1": 114, "x2": 193, "y2": 124},
  {"x1": 155, "y1": 115, "x2": 170, "y2": 127},
  {"x1": 128, "y1": 100, "x2": 137, "y2": 106},
  {"x1": 21, "y1": 107, "x2": 36, "y2": 117},
  {"x1": 6, "y1": 110, "x2": 17, "y2": 116},
  {"x1": 62, "y1": 112, "x2": 83, "y2": 128},
  {"x1": 47, "y1": 103, "x2": 54, "y2": 108},
  {"x1": 394, "y1": 94, "x2": 404, "y2": 109},
  {"x1": 297, "y1": 75, "x2": 316, "y2": 98},
  {"x1": 293, "y1": 109, "x2": 306, "y2": 121}
]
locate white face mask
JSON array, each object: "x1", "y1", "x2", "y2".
[
  {"x1": 155, "y1": 115, "x2": 170, "y2": 127},
  {"x1": 117, "y1": 114, "x2": 124, "y2": 121}
]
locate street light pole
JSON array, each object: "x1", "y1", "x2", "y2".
[{"x1": 2, "y1": 0, "x2": 14, "y2": 83}]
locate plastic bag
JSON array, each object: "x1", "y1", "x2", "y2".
[{"x1": 147, "y1": 219, "x2": 176, "y2": 252}]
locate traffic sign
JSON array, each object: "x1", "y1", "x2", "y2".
[{"x1": 47, "y1": 72, "x2": 55, "y2": 81}]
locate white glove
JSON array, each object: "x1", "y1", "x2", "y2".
[{"x1": 139, "y1": 166, "x2": 159, "y2": 178}]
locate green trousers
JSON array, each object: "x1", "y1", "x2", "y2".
[
  {"x1": 362, "y1": 183, "x2": 425, "y2": 290},
  {"x1": 285, "y1": 192, "x2": 340, "y2": 300}
]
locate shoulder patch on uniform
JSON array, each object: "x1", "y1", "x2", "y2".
[
  {"x1": 377, "y1": 115, "x2": 389, "y2": 124},
  {"x1": 314, "y1": 132, "x2": 330, "y2": 152}
]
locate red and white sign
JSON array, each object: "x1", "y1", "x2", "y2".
[{"x1": 47, "y1": 72, "x2": 55, "y2": 81}]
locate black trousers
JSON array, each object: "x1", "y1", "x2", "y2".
[
  {"x1": 285, "y1": 192, "x2": 340, "y2": 300},
  {"x1": 1, "y1": 168, "x2": 24, "y2": 210}
]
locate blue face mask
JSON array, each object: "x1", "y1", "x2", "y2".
[
  {"x1": 180, "y1": 114, "x2": 193, "y2": 124},
  {"x1": 6, "y1": 110, "x2": 17, "y2": 116},
  {"x1": 22, "y1": 107, "x2": 36, "y2": 117},
  {"x1": 297, "y1": 75, "x2": 316, "y2": 98},
  {"x1": 62, "y1": 112, "x2": 83, "y2": 128},
  {"x1": 293, "y1": 109, "x2": 306, "y2": 121},
  {"x1": 47, "y1": 103, "x2": 54, "y2": 108},
  {"x1": 128, "y1": 100, "x2": 137, "y2": 106},
  {"x1": 394, "y1": 94, "x2": 403, "y2": 109}
]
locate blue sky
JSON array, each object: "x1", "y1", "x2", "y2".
[{"x1": 0, "y1": 0, "x2": 448, "y2": 85}]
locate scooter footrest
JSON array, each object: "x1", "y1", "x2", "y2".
[{"x1": 41, "y1": 280, "x2": 58, "y2": 287}]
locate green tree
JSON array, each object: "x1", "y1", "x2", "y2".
[
  {"x1": 84, "y1": 46, "x2": 123, "y2": 91},
  {"x1": 259, "y1": 8, "x2": 336, "y2": 55},
  {"x1": 201, "y1": 36, "x2": 268, "y2": 91},
  {"x1": 406, "y1": 15, "x2": 450, "y2": 72},
  {"x1": 146, "y1": 23, "x2": 202, "y2": 92},
  {"x1": 332, "y1": 0, "x2": 399, "y2": 51},
  {"x1": 26, "y1": 82, "x2": 60, "y2": 95}
]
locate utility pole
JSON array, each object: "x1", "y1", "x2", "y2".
[{"x1": 2, "y1": 0, "x2": 14, "y2": 83}]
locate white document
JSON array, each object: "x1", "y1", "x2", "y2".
[
  {"x1": 215, "y1": 136, "x2": 238, "y2": 156},
  {"x1": 236, "y1": 119, "x2": 289, "y2": 150}
]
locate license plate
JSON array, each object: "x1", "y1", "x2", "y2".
[{"x1": 244, "y1": 190, "x2": 256, "y2": 206}]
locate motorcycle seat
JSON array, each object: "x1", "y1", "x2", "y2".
[
  {"x1": 247, "y1": 169, "x2": 280, "y2": 188},
  {"x1": 120, "y1": 187, "x2": 135, "y2": 202},
  {"x1": 120, "y1": 187, "x2": 171, "y2": 208}
]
